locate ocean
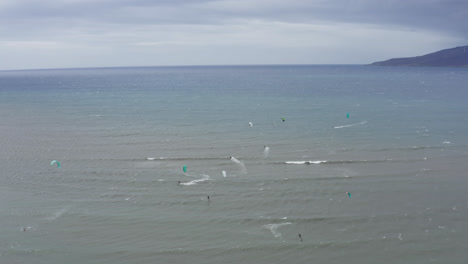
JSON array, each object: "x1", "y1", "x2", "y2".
[{"x1": 1, "y1": 65, "x2": 467, "y2": 263}]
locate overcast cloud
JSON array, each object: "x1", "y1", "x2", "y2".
[{"x1": 0, "y1": 0, "x2": 466, "y2": 70}]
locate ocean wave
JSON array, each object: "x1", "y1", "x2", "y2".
[
  {"x1": 230, "y1": 156, "x2": 247, "y2": 174},
  {"x1": 151, "y1": 236, "x2": 383, "y2": 256},
  {"x1": 236, "y1": 214, "x2": 405, "y2": 226},
  {"x1": 285, "y1": 160, "x2": 327, "y2": 165},
  {"x1": 371, "y1": 145, "x2": 451, "y2": 152},
  {"x1": 100, "y1": 155, "x2": 437, "y2": 166},
  {"x1": 333, "y1": 121, "x2": 367, "y2": 129},
  {"x1": 262, "y1": 222, "x2": 292, "y2": 239},
  {"x1": 283, "y1": 158, "x2": 422, "y2": 165},
  {"x1": 46, "y1": 206, "x2": 71, "y2": 221},
  {"x1": 147, "y1": 157, "x2": 230, "y2": 161},
  {"x1": 180, "y1": 174, "x2": 210, "y2": 186}
]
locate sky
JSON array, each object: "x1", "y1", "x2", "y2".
[{"x1": 0, "y1": 0, "x2": 466, "y2": 70}]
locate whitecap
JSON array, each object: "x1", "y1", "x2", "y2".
[
  {"x1": 180, "y1": 174, "x2": 210, "y2": 186},
  {"x1": 309, "y1": 160, "x2": 327, "y2": 164},
  {"x1": 285, "y1": 161, "x2": 307, "y2": 165},
  {"x1": 147, "y1": 157, "x2": 168, "y2": 160},
  {"x1": 285, "y1": 160, "x2": 327, "y2": 165},
  {"x1": 334, "y1": 121, "x2": 367, "y2": 129}
]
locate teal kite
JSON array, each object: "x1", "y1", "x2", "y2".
[
  {"x1": 51, "y1": 160, "x2": 61, "y2": 168},
  {"x1": 347, "y1": 113, "x2": 349, "y2": 118},
  {"x1": 346, "y1": 192, "x2": 351, "y2": 198},
  {"x1": 183, "y1": 165, "x2": 187, "y2": 173}
]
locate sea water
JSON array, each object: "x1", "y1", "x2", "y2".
[{"x1": 1, "y1": 65, "x2": 468, "y2": 264}]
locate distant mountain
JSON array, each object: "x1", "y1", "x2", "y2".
[{"x1": 371, "y1": 46, "x2": 468, "y2": 67}]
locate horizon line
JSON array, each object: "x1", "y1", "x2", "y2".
[{"x1": 0, "y1": 63, "x2": 366, "y2": 72}]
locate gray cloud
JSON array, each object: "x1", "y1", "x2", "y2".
[
  {"x1": 0, "y1": 0, "x2": 466, "y2": 69},
  {"x1": 1, "y1": 0, "x2": 467, "y2": 33}
]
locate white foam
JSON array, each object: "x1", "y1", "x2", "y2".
[
  {"x1": 285, "y1": 160, "x2": 327, "y2": 165},
  {"x1": 222, "y1": 170, "x2": 227, "y2": 177},
  {"x1": 147, "y1": 157, "x2": 167, "y2": 160},
  {"x1": 285, "y1": 161, "x2": 307, "y2": 165},
  {"x1": 398, "y1": 233, "x2": 403, "y2": 240},
  {"x1": 230, "y1": 157, "x2": 247, "y2": 173},
  {"x1": 249, "y1": 122, "x2": 253, "y2": 127},
  {"x1": 263, "y1": 222, "x2": 292, "y2": 239},
  {"x1": 263, "y1": 146, "x2": 270, "y2": 158},
  {"x1": 180, "y1": 174, "x2": 210, "y2": 186},
  {"x1": 46, "y1": 207, "x2": 70, "y2": 221},
  {"x1": 334, "y1": 121, "x2": 367, "y2": 129},
  {"x1": 310, "y1": 160, "x2": 326, "y2": 164},
  {"x1": 442, "y1": 141, "x2": 451, "y2": 144}
]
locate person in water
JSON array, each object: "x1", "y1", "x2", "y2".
[
  {"x1": 207, "y1": 196, "x2": 210, "y2": 201},
  {"x1": 298, "y1": 233, "x2": 303, "y2": 241}
]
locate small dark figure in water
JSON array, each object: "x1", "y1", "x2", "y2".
[
  {"x1": 178, "y1": 181, "x2": 181, "y2": 185},
  {"x1": 207, "y1": 196, "x2": 210, "y2": 201},
  {"x1": 298, "y1": 233, "x2": 303, "y2": 241}
]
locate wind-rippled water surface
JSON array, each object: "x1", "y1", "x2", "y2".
[{"x1": 1, "y1": 65, "x2": 468, "y2": 264}]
